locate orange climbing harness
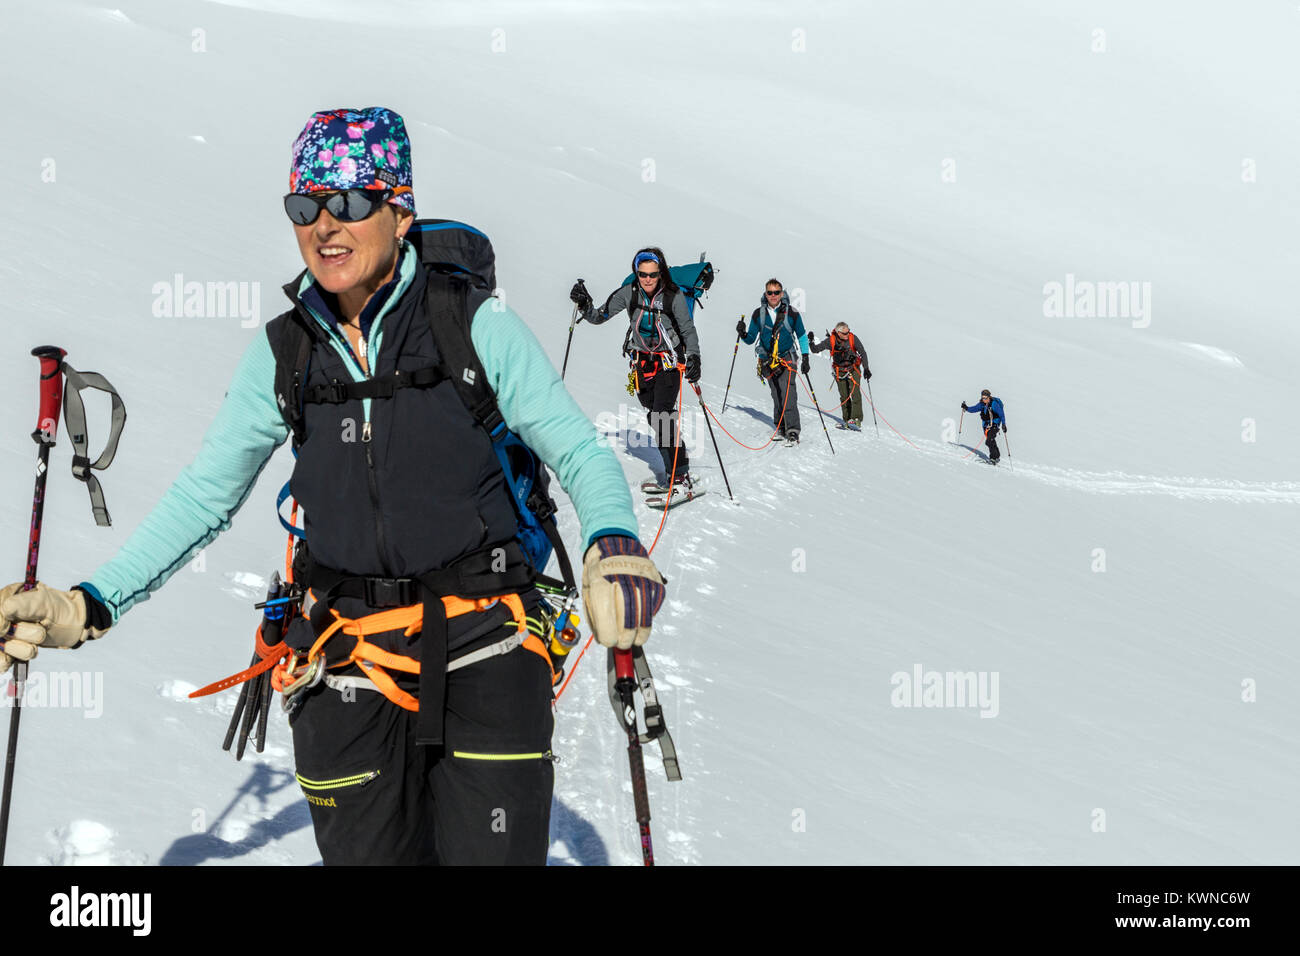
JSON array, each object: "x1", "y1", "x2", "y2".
[{"x1": 271, "y1": 590, "x2": 553, "y2": 711}]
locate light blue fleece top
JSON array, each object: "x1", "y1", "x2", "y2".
[{"x1": 83, "y1": 242, "x2": 638, "y2": 623}]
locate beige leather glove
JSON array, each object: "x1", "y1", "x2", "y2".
[
  {"x1": 0, "y1": 583, "x2": 106, "y2": 672},
  {"x1": 581, "y1": 536, "x2": 666, "y2": 650}
]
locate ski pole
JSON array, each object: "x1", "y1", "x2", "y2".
[
  {"x1": 561, "y1": 296, "x2": 582, "y2": 380},
  {"x1": 802, "y1": 372, "x2": 835, "y2": 455},
  {"x1": 612, "y1": 648, "x2": 654, "y2": 865},
  {"x1": 958, "y1": 408, "x2": 964, "y2": 438},
  {"x1": 720, "y1": 320, "x2": 742, "y2": 415},
  {"x1": 690, "y1": 381, "x2": 734, "y2": 501},
  {"x1": 1003, "y1": 427, "x2": 1012, "y2": 470},
  {"x1": 865, "y1": 375, "x2": 879, "y2": 437},
  {"x1": 1, "y1": 346, "x2": 67, "y2": 866}
]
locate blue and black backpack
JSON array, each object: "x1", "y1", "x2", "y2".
[{"x1": 270, "y1": 219, "x2": 574, "y2": 591}]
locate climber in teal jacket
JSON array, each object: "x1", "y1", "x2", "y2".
[{"x1": 0, "y1": 105, "x2": 666, "y2": 866}]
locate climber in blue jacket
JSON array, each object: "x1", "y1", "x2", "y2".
[{"x1": 961, "y1": 389, "x2": 1007, "y2": 464}]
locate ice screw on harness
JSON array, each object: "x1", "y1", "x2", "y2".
[
  {"x1": 535, "y1": 582, "x2": 583, "y2": 684},
  {"x1": 218, "y1": 573, "x2": 296, "y2": 760}
]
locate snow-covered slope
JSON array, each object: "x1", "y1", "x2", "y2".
[{"x1": 0, "y1": 0, "x2": 1295, "y2": 865}]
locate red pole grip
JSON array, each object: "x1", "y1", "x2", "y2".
[
  {"x1": 614, "y1": 648, "x2": 635, "y2": 680},
  {"x1": 31, "y1": 346, "x2": 66, "y2": 443}
]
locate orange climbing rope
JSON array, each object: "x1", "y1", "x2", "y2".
[
  {"x1": 796, "y1": 373, "x2": 921, "y2": 449},
  {"x1": 555, "y1": 362, "x2": 686, "y2": 704},
  {"x1": 700, "y1": 359, "x2": 794, "y2": 451}
]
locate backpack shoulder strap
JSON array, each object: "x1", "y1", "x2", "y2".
[
  {"x1": 266, "y1": 308, "x2": 318, "y2": 445},
  {"x1": 626, "y1": 285, "x2": 640, "y2": 318},
  {"x1": 423, "y1": 274, "x2": 577, "y2": 590},
  {"x1": 423, "y1": 272, "x2": 504, "y2": 435},
  {"x1": 661, "y1": 287, "x2": 687, "y2": 352}
]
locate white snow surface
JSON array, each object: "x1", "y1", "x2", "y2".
[{"x1": 0, "y1": 0, "x2": 1296, "y2": 865}]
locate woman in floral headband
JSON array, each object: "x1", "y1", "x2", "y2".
[{"x1": 1, "y1": 106, "x2": 667, "y2": 865}]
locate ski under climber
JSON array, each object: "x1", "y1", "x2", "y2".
[
  {"x1": 962, "y1": 389, "x2": 1007, "y2": 464},
  {"x1": 0, "y1": 106, "x2": 668, "y2": 866},
  {"x1": 738, "y1": 278, "x2": 809, "y2": 443},
  {"x1": 569, "y1": 250, "x2": 700, "y2": 487},
  {"x1": 809, "y1": 322, "x2": 871, "y2": 429}
]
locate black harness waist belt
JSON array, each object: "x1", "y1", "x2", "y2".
[{"x1": 301, "y1": 540, "x2": 537, "y2": 748}]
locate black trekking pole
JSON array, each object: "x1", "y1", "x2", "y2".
[
  {"x1": 612, "y1": 648, "x2": 654, "y2": 865},
  {"x1": 1, "y1": 347, "x2": 66, "y2": 865},
  {"x1": 690, "y1": 382, "x2": 734, "y2": 501},
  {"x1": 1003, "y1": 428, "x2": 1012, "y2": 470},
  {"x1": 560, "y1": 297, "x2": 581, "y2": 381},
  {"x1": 865, "y1": 375, "x2": 879, "y2": 438},
  {"x1": 802, "y1": 372, "x2": 835, "y2": 454},
  {"x1": 958, "y1": 408, "x2": 964, "y2": 438},
  {"x1": 720, "y1": 320, "x2": 742, "y2": 415},
  {"x1": 606, "y1": 645, "x2": 681, "y2": 865}
]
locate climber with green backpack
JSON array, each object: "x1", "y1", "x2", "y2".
[{"x1": 0, "y1": 106, "x2": 668, "y2": 866}]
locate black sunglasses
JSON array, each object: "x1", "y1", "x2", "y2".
[
  {"x1": 636, "y1": 270, "x2": 660, "y2": 279},
  {"x1": 765, "y1": 289, "x2": 783, "y2": 297},
  {"x1": 284, "y1": 189, "x2": 394, "y2": 225}
]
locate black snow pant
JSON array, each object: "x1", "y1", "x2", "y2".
[
  {"x1": 289, "y1": 622, "x2": 556, "y2": 866},
  {"x1": 766, "y1": 363, "x2": 800, "y2": 436},
  {"x1": 636, "y1": 357, "x2": 689, "y2": 478},
  {"x1": 984, "y1": 423, "x2": 1002, "y2": 461}
]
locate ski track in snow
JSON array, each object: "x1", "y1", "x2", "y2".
[
  {"x1": 1003, "y1": 463, "x2": 1300, "y2": 502},
  {"x1": 598, "y1": 394, "x2": 828, "y2": 865},
  {"x1": 695, "y1": 393, "x2": 1298, "y2": 506},
  {"x1": 724, "y1": 408, "x2": 1300, "y2": 504},
  {"x1": 549, "y1": 452, "x2": 722, "y2": 866},
  {"x1": 597, "y1": 384, "x2": 1296, "y2": 863},
  {"x1": 918, "y1": 437, "x2": 1300, "y2": 503}
]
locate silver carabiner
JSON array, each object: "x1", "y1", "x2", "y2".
[{"x1": 280, "y1": 655, "x2": 326, "y2": 713}]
